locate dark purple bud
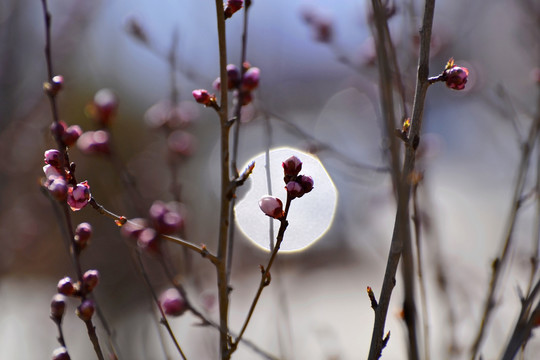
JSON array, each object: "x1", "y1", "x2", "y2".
[
  {"x1": 76, "y1": 299, "x2": 95, "y2": 321},
  {"x1": 74, "y1": 222, "x2": 92, "y2": 249},
  {"x1": 62, "y1": 125, "x2": 82, "y2": 147},
  {"x1": 82, "y1": 269, "x2": 99, "y2": 293},
  {"x1": 44, "y1": 149, "x2": 62, "y2": 168},
  {"x1": 285, "y1": 181, "x2": 304, "y2": 199},
  {"x1": 444, "y1": 66, "x2": 469, "y2": 90},
  {"x1": 241, "y1": 67, "x2": 260, "y2": 91},
  {"x1": 57, "y1": 277, "x2": 75, "y2": 296},
  {"x1": 149, "y1": 201, "x2": 184, "y2": 235},
  {"x1": 50, "y1": 294, "x2": 66, "y2": 321},
  {"x1": 159, "y1": 288, "x2": 188, "y2": 316},
  {"x1": 297, "y1": 175, "x2": 314, "y2": 194},
  {"x1": 52, "y1": 347, "x2": 71, "y2": 360},
  {"x1": 282, "y1": 155, "x2": 303, "y2": 181}
]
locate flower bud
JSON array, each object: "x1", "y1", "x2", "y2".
[
  {"x1": 57, "y1": 277, "x2": 76, "y2": 296},
  {"x1": 75, "y1": 222, "x2": 92, "y2": 249},
  {"x1": 76, "y1": 299, "x2": 95, "y2": 321},
  {"x1": 82, "y1": 269, "x2": 100, "y2": 293},
  {"x1": 50, "y1": 121, "x2": 67, "y2": 140},
  {"x1": 47, "y1": 177, "x2": 68, "y2": 201},
  {"x1": 167, "y1": 130, "x2": 196, "y2": 156},
  {"x1": 241, "y1": 67, "x2": 260, "y2": 91},
  {"x1": 159, "y1": 288, "x2": 188, "y2": 316},
  {"x1": 149, "y1": 201, "x2": 184, "y2": 235},
  {"x1": 44, "y1": 149, "x2": 62, "y2": 168},
  {"x1": 192, "y1": 89, "x2": 214, "y2": 106},
  {"x1": 44, "y1": 75, "x2": 64, "y2": 97},
  {"x1": 92, "y1": 88, "x2": 118, "y2": 125},
  {"x1": 285, "y1": 181, "x2": 304, "y2": 199},
  {"x1": 258, "y1": 196, "x2": 284, "y2": 219},
  {"x1": 137, "y1": 227, "x2": 160, "y2": 252},
  {"x1": 52, "y1": 347, "x2": 71, "y2": 360},
  {"x1": 120, "y1": 218, "x2": 148, "y2": 239},
  {"x1": 77, "y1": 130, "x2": 111, "y2": 155},
  {"x1": 43, "y1": 164, "x2": 63, "y2": 180},
  {"x1": 225, "y1": 0, "x2": 243, "y2": 19},
  {"x1": 443, "y1": 66, "x2": 469, "y2": 90},
  {"x1": 67, "y1": 181, "x2": 91, "y2": 211},
  {"x1": 50, "y1": 294, "x2": 67, "y2": 321},
  {"x1": 282, "y1": 155, "x2": 302, "y2": 182},
  {"x1": 297, "y1": 175, "x2": 314, "y2": 195},
  {"x1": 62, "y1": 125, "x2": 82, "y2": 147}
]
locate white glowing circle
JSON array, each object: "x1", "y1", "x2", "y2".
[{"x1": 235, "y1": 148, "x2": 337, "y2": 252}]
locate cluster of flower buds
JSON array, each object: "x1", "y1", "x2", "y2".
[
  {"x1": 259, "y1": 156, "x2": 314, "y2": 220},
  {"x1": 211, "y1": 62, "x2": 260, "y2": 106},
  {"x1": 76, "y1": 89, "x2": 119, "y2": 156},
  {"x1": 442, "y1": 58, "x2": 469, "y2": 91},
  {"x1": 121, "y1": 201, "x2": 185, "y2": 253},
  {"x1": 300, "y1": 6, "x2": 333, "y2": 43},
  {"x1": 159, "y1": 288, "x2": 188, "y2": 317},
  {"x1": 43, "y1": 149, "x2": 91, "y2": 211},
  {"x1": 224, "y1": 0, "x2": 243, "y2": 19},
  {"x1": 145, "y1": 100, "x2": 199, "y2": 157}
]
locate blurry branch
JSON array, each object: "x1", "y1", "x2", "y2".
[
  {"x1": 265, "y1": 109, "x2": 389, "y2": 173},
  {"x1": 500, "y1": 278, "x2": 540, "y2": 360},
  {"x1": 470, "y1": 89, "x2": 540, "y2": 359},
  {"x1": 367, "y1": 0, "x2": 436, "y2": 359},
  {"x1": 89, "y1": 198, "x2": 219, "y2": 264}
]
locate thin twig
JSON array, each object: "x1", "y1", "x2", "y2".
[{"x1": 367, "y1": 0, "x2": 436, "y2": 358}]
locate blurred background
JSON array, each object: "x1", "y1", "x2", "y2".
[{"x1": 1, "y1": 0, "x2": 540, "y2": 359}]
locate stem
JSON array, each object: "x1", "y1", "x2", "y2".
[
  {"x1": 470, "y1": 98, "x2": 540, "y2": 359},
  {"x1": 231, "y1": 196, "x2": 292, "y2": 354},
  {"x1": 84, "y1": 319, "x2": 105, "y2": 360},
  {"x1": 367, "y1": 0, "x2": 436, "y2": 358},
  {"x1": 214, "y1": 1, "x2": 232, "y2": 358}
]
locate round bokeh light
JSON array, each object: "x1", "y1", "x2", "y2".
[{"x1": 235, "y1": 148, "x2": 337, "y2": 252}]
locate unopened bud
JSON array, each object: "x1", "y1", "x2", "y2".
[
  {"x1": 159, "y1": 288, "x2": 188, "y2": 316},
  {"x1": 258, "y1": 196, "x2": 285, "y2": 219},
  {"x1": 50, "y1": 294, "x2": 67, "y2": 321},
  {"x1": 76, "y1": 299, "x2": 95, "y2": 321}
]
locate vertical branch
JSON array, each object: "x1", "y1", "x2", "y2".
[
  {"x1": 367, "y1": 0, "x2": 436, "y2": 358},
  {"x1": 214, "y1": 1, "x2": 232, "y2": 358}
]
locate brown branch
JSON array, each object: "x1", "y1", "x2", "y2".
[{"x1": 367, "y1": 0, "x2": 436, "y2": 358}]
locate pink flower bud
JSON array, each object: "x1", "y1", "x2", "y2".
[
  {"x1": 285, "y1": 181, "x2": 304, "y2": 198},
  {"x1": 57, "y1": 277, "x2": 76, "y2": 296},
  {"x1": 47, "y1": 177, "x2": 68, "y2": 201},
  {"x1": 50, "y1": 294, "x2": 67, "y2": 321},
  {"x1": 77, "y1": 299, "x2": 95, "y2": 321},
  {"x1": 75, "y1": 222, "x2": 92, "y2": 249},
  {"x1": 137, "y1": 227, "x2": 160, "y2": 252},
  {"x1": 62, "y1": 125, "x2": 82, "y2": 147},
  {"x1": 225, "y1": 0, "x2": 243, "y2": 19},
  {"x1": 121, "y1": 218, "x2": 148, "y2": 239},
  {"x1": 43, "y1": 164, "x2": 63, "y2": 180},
  {"x1": 159, "y1": 288, "x2": 188, "y2": 316},
  {"x1": 241, "y1": 91, "x2": 253, "y2": 106},
  {"x1": 192, "y1": 89, "x2": 214, "y2": 106},
  {"x1": 50, "y1": 121, "x2": 67, "y2": 140},
  {"x1": 167, "y1": 130, "x2": 196, "y2": 156},
  {"x1": 44, "y1": 149, "x2": 62, "y2": 168},
  {"x1": 149, "y1": 201, "x2": 184, "y2": 235},
  {"x1": 67, "y1": 181, "x2": 91, "y2": 211},
  {"x1": 227, "y1": 64, "x2": 240, "y2": 89},
  {"x1": 52, "y1": 347, "x2": 71, "y2": 360},
  {"x1": 77, "y1": 130, "x2": 111, "y2": 155},
  {"x1": 82, "y1": 269, "x2": 99, "y2": 293},
  {"x1": 444, "y1": 66, "x2": 469, "y2": 90},
  {"x1": 92, "y1": 88, "x2": 118, "y2": 125},
  {"x1": 241, "y1": 67, "x2": 260, "y2": 91},
  {"x1": 258, "y1": 196, "x2": 284, "y2": 219},
  {"x1": 297, "y1": 175, "x2": 314, "y2": 195},
  {"x1": 282, "y1": 155, "x2": 303, "y2": 181}
]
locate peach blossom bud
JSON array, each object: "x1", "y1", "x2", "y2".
[
  {"x1": 77, "y1": 130, "x2": 111, "y2": 155},
  {"x1": 57, "y1": 277, "x2": 75, "y2": 296},
  {"x1": 62, "y1": 125, "x2": 82, "y2": 147},
  {"x1": 282, "y1": 155, "x2": 302, "y2": 181},
  {"x1": 285, "y1": 181, "x2": 304, "y2": 198},
  {"x1": 167, "y1": 130, "x2": 196, "y2": 156},
  {"x1": 67, "y1": 181, "x2": 91, "y2": 211},
  {"x1": 192, "y1": 89, "x2": 212, "y2": 105},
  {"x1": 47, "y1": 177, "x2": 68, "y2": 201},
  {"x1": 225, "y1": 0, "x2": 243, "y2": 18},
  {"x1": 258, "y1": 196, "x2": 284, "y2": 219},
  {"x1": 92, "y1": 88, "x2": 118, "y2": 125},
  {"x1": 44, "y1": 149, "x2": 62, "y2": 168},
  {"x1": 50, "y1": 121, "x2": 67, "y2": 140},
  {"x1": 82, "y1": 269, "x2": 99, "y2": 293},
  {"x1": 159, "y1": 288, "x2": 188, "y2": 316},
  {"x1": 444, "y1": 66, "x2": 469, "y2": 90},
  {"x1": 75, "y1": 222, "x2": 92, "y2": 249},
  {"x1": 149, "y1": 201, "x2": 184, "y2": 235},
  {"x1": 241, "y1": 67, "x2": 260, "y2": 91},
  {"x1": 137, "y1": 227, "x2": 159, "y2": 252},
  {"x1": 121, "y1": 218, "x2": 148, "y2": 239},
  {"x1": 297, "y1": 175, "x2": 314, "y2": 194},
  {"x1": 43, "y1": 164, "x2": 63, "y2": 180},
  {"x1": 76, "y1": 299, "x2": 95, "y2": 321},
  {"x1": 50, "y1": 294, "x2": 66, "y2": 321},
  {"x1": 52, "y1": 347, "x2": 70, "y2": 360}
]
